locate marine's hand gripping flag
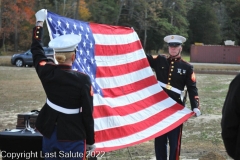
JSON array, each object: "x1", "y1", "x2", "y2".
[{"x1": 46, "y1": 11, "x2": 194, "y2": 152}]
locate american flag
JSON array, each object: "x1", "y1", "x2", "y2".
[{"x1": 46, "y1": 11, "x2": 194, "y2": 152}]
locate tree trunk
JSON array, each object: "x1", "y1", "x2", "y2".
[
  {"x1": 129, "y1": 0, "x2": 134, "y2": 19},
  {"x1": 115, "y1": 0, "x2": 124, "y2": 25},
  {"x1": 14, "y1": 25, "x2": 18, "y2": 51},
  {"x1": 0, "y1": 0, "x2": 2, "y2": 52},
  {"x1": 74, "y1": 0, "x2": 80, "y2": 19},
  {"x1": 14, "y1": 0, "x2": 18, "y2": 52},
  {"x1": 2, "y1": 32, "x2": 5, "y2": 52},
  {"x1": 143, "y1": 7, "x2": 147, "y2": 49},
  {"x1": 0, "y1": 0, "x2": 2, "y2": 30},
  {"x1": 54, "y1": 0, "x2": 58, "y2": 12},
  {"x1": 63, "y1": 0, "x2": 66, "y2": 15}
]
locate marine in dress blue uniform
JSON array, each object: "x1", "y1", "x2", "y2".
[
  {"x1": 31, "y1": 9, "x2": 95, "y2": 160},
  {"x1": 146, "y1": 35, "x2": 201, "y2": 160}
]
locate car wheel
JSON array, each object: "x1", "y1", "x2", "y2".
[{"x1": 15, "y1": 59, "x2": 24, "y2": 67}]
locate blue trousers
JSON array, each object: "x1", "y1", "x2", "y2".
[
  {"x1": 42, "y1": 127, "x2": 85, "y2": 160},
  {"x1": 154, "y1": 125, "x2": 183, "y2": 160}
]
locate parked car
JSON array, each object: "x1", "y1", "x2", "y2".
[{"x1": 11, "y1": 47, "x2": 55, "y2": 67}]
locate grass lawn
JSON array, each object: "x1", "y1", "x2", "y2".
[
  {"x1": 182, "y1": 54, "x2": 190, "y2": 62},
  {"x1": 0, "y1": 66, "x2": 235, "y2": 160}
]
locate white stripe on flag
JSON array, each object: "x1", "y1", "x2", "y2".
[
  {"x1": 96, "y1": 67, "x2": 154, "y2": 89},
  {"x1": 93, "y1": 82, "x2": 162, "y2": 107},
  {"x1": 93, "y1": 32, "x2": 139, "y2": 45},
  {"x1": 95, "y1": 49, "x2": 145, "y2": 67}
]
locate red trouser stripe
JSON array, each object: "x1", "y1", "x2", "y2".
[{"x1": 175, "y1": 125, "x2": 183, "y2": 160}]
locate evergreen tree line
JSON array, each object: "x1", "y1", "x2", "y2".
[{"x1": 0, "y1": 0, "x2": 239, "y2": 54}]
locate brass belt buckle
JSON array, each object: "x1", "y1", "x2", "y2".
[{"x1": 166, "y1": 84, "x2": 172, "y2": 90}]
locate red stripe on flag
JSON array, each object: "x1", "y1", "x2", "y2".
[
  {"x1": 95, "y1": 103, "x2": 186, "y2": 142},
  {"x1": 94, "y1": 41, "x2": 142, "y2": 56},
  {"x1": 96, "y1": 58, "x2": 149, "y2": 78},
  {"x1": 95, "y1": 112, "x2": 194, "y2": 152},
  {"x1": 93, "y1": 90, "x2": 168, "y2": 118},
  {"x1": 90, "y1": 23, "x2": 134, "y2": 35},
  {"x1": 101, "y1": 76, "x2": 158, "y2": 97}
]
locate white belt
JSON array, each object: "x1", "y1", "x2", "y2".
[
  {"x1": 158, "y1": 81, "x2": 186, "y2": 101},
  {"x1": 158, "y1": 81, "x2": 182, "y2": 94},
  {"x1": 47, "y1": 98, "x2": 79, "y2": 114}
]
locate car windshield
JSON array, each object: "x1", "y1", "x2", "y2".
[
  {"x1": 44, "y1": 48, "x2": 54, "y2": 55},
  {"x1": 25, "y1": 50, "x2": 32, "y2": 55}
]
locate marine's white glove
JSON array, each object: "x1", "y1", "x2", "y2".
[
  {"x1": 35, "y1": 9, "x2": 47, "y2": 22},
  {"x1": 193, "y1": 108, "x2": 201, "y2": 117},
  {"x1": 86, "y1": 144, "x2": 96, "y2": 151}
]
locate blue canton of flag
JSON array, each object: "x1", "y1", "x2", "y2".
[{"x1": 46, "y1": 11, "x2": 102, "y2": 95}]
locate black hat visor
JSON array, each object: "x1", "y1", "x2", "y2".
[{"x1": 168, "y1": 42, "x2": 181, "y2": 47}]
